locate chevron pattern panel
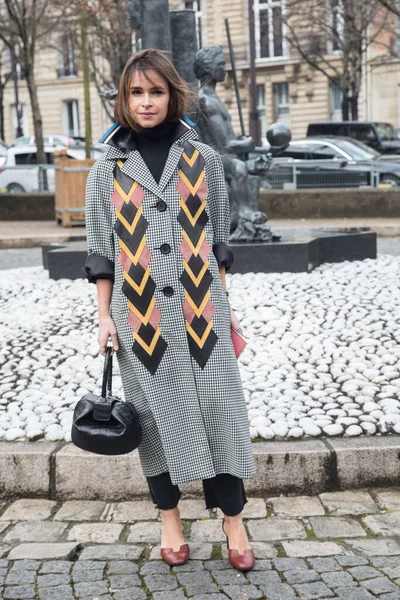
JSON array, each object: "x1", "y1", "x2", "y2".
[
  {"x1": 112, "y1": 160, "x2": 167, "y2": 375},
  {"x1": 177, "y1": 142, "x2": 218, "y2": 369}
]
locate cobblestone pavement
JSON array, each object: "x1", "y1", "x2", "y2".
[{"x1": 0, "y1": 488, "x2": 399, "y2": 598}]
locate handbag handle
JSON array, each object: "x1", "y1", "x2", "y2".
[{"x1": 100, "y1": 346, "x2": 113, "y2": 402}]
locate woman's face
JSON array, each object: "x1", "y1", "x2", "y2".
[{"x1": 128, "y1": 69, "x2": 170, "y2": 128}]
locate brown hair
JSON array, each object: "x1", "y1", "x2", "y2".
[{"x1": 114, "y1": 49, "x2": 196, "y2": 131}]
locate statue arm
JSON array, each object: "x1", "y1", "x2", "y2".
[
  {"x1": 206, "y1": 151, "x2": 234, "y2": 272},
  {"x1": 205, "y1": 109, "x2": 255, "y2": 154}
]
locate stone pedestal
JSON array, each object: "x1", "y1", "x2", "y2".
[{"x1": 42, "y1": 229, "x2": 377, "y2": 280}]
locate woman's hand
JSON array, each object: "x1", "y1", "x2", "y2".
[
  {"x1": 230, "y1": 304, "x2": 241, "y2": 331},
  {"x1": 98, "y1": 315, "x2": 119, "y2": 356}
]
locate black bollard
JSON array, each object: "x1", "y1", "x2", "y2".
[
  {"x1": 170, "y1": 10, "x2": 199, "y2": 89},
  {"x1": 140, "y1": 0, "x2": 171, "y2": 54}
]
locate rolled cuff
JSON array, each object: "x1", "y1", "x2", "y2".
[
  {"x1": 213, "y1": 242, "x2": 234, "y2": 272},
  {"x1": 83, "y1": 253, "x2": 115, "y2": 284}
]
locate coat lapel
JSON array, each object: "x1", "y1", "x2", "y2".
[
  {"x1": 158, "y1": 126, "x2": 199, "y2": 193},
  {"x1": 120, "y1": 150, "x2": 164, "y2": 200},
  {"x1": 102, "y1": 118, "x2": 199, "y2": 199},
  {"x1": 157, "y1": 143, "x2": 184, "y2": 194}
]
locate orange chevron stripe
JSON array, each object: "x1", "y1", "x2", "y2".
[
  {"x1": 123, "y1": 267, "x2": 151, "y2": 295},
  {"x1": 182, "y1": 148, "x2": 200, "y2": 167},
  {"x1": 116, "y1": 205, "x2": 143, "y2": 235},
  {"x1": 184, "y1": 289, "x2": 211, "y2": 317},
  {"x1": 186, "y1": 320, "x2": 213, "y2": 348},
  {"x1": 179, "y1": 198, "x2": 206, "y2": 226},
  {"x1": 133, "y1": 326, "x2": 161, "y2": 354},
  {"x1": 178, "y1": 169, "x2": 205, "y2": 196},
  {"x1": 183, "y1": 259, "x2": 209, "y2": 287},
  {"x1": 119, "y1": 237, "x2": 147, "y2": 265},
  {"x1": 128, "y1": 296, "x2": 156, "y2": 325},
  {"x1": 114, "y1": 179, "x2": 141, "y2": 204},
  {"x1": 182, "y1": 229, "x2": 206, "y2": 256}
]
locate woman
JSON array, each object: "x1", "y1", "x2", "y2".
[{"x1": 84, "y1": 49, "x2": 257, "y2": 571}]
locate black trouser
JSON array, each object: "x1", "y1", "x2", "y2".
[{"x1": 146, "y1": 471, "x2": 248, "y2": 516}]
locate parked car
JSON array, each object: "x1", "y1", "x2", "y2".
[
  {"x1": 10, "y1": 134, "x2": 87, "y2": 148},
  {"x1": 0, "y1": 144, "x2": 83, "y2": 193},
  {"x1": 0, "y1": 139, "x2": 7, "y2": 167},
  {"x1": 307, "y1": 121, "x2": 400, "y2": 155},
  {"x1": 264, "y1": 137, "x2": 400, "y2": 189}
]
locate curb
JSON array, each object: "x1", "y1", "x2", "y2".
[
  {"x1": 1, "y1": 436, "x2": 399, "y2": 500},
  {"x1": 0, "y1": 234, "x2": 86, "y2": 250},
  {"x1": 0, "y1": 223, "x2": 400, "y2": 250}
]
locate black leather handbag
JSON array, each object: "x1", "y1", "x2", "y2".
[{"x1": 71, "y1": 346, "x2": 142, "y2": 455}]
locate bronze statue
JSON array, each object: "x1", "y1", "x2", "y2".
[
  {"x1": 100, "y1": 42, "x2": 290, "y2": 243},
  {"x1": 194, "y1": 45, "x2": 282, "y2": 242}
]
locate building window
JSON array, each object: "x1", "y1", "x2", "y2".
[
  {"x1": 273, "y1": 83, "x2": 290, "y2": 127},
  {"x1": 327, "y1": 0, "x2": 343, "y2": 53},
  {"x1": 182, "y1": 0, "x2": 203, "y2": 48},
  {"x1": 62, "y1": 100, "x2": 80, "y2": 137},
  {"x1": 57, "y1": 33, "x2": 77, "y2": 78},
  {"x1": 257, "y1": 84, "x2": 267, "y2": 142},
  {"x1": 255, "y1": 0, "x2": 286, "y2": 60},
  {"x1": 5, "y1": 45, "x2": 24, "y2": 82},
  {"x1": 329, "y1": 79, "x2": 342, "y2": 121}
]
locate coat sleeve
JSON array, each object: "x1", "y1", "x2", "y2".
[
  {"x1": 206, "y1": 150, "x2": 234, "y2": 272},
  {"x1": 83, "y1": 159, "x2": 115, "y2": 284}
]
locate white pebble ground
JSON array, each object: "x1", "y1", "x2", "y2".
[{"x1": 0, "y1": 255, "x2": 400, "y2": 443}]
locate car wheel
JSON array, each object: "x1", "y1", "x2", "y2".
[
  {"x1": 6, "y1": 182, "x2": 26, "y2": 193},
  {"x1": 380, "y1": 174, "x2": 400, "y2": 187}
]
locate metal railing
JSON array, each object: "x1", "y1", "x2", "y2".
[
  {"x1": 262, "y1": 159, "x2": 381, "y2": 190},
  {"x1": 0, "y1": 159, "x2": 390, "y2": 194}
]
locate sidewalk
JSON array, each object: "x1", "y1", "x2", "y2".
[
  {"x1": 1, "y1": 218, "x2": 400, "y2": 249},
  {"x1": 0, "y1": 487, "x2": 399, "y2": 599}
]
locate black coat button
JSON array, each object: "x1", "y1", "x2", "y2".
[
  {"x1": 162, "y1": 286, "x2": 174, "y2": 297},
  {"x1": 160, "y1": 243, "x2": 171, "y2": 254},
  {"x1": 156, "y1": 200, "x2": 167, "y2": 212}
]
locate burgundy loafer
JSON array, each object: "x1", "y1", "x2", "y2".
[
  {"x1": 160, "y1": 543, "x2": 190, "y2": 565},
  {"x1": 222, "y1": 518, "x2": 255, "y2": 571}
]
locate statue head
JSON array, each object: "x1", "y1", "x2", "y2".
[{"x1": 194, "y1": 45, "x2": 226, "y2": 83}]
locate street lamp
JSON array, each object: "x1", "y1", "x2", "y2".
[
  {"x1": 10, "y1": 36, "x2": 23, "y2": 138},
  {"x1": 248, "y1": 0, "x2": 261, "y2": 146}
]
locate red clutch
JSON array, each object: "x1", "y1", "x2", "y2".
[{"x1": 231, "y1": 326, "x2": 247, "y2": 359}]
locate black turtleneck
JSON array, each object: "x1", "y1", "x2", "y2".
[{"x1": 133, "y1": 121, "x2": 179, "y2": 184}]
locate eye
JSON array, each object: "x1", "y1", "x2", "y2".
[
  {"x1": 131, "y1": 90, "x2": 142, "y2": 95},
  {"x1": 153, "y1": 90, "x2": 164, "y2": 95}
]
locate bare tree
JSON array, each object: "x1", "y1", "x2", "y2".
[
  {"x1": 284, "y1": 0, "x2": 392, "y2": 120},
  {"x1": 87, "y1": 0, "x2": 135, "y2": 121},
  {"x1": 0, "y1": 41, "x2": 10, "y2": 141},
  {"x1": 0, "y1": 0, "x2": 67, "y2": 186},
  {"x1": 377, "y1": 0, "x2": 400, "y2": 18},
  {"x1": 60, "y1": 0, "x2": 134, "y2": 126}
]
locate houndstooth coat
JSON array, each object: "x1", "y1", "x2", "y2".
[{"x1": 83, "y1": 116, "x2": 256, "y2": 485}]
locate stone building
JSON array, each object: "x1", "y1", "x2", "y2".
[
  {"x1": 2, "y1": 31, "x2": 112, "y2": 146},
  {"x1": 3, "y1": 0, "x2": 400, "y2": 145}
]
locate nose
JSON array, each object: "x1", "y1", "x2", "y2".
[{"x1": 142, "y1": 93, "x2": 152, "y2": 107}]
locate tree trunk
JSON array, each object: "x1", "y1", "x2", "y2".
[
  {"x1": 25, "y1": 68, "x2": 48, "y2": 190},
  {"x1": 81, "y1": 9, "x2": 92, "y2": 159},
  {"x1": 0, "y1": 85, "x2": 4, "y2": 141},
  {"x1": 351, "y1": 94, "x2": 358, "y2": 121},
  {"x1": 342, "y1": 91, "x2": 350, "y2": 120}
]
